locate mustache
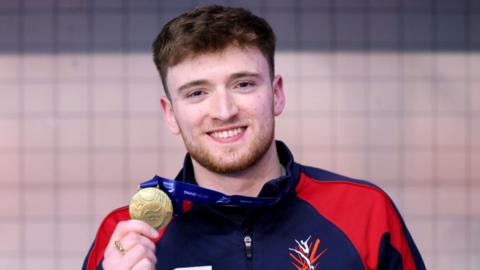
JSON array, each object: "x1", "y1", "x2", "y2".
[{"x1": 203, "y1": 118, "x2": 249, "y2": 131}]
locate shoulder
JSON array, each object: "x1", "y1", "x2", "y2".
[
  {"x1": 294, "y1": 164, "x2": 421, "y2": 269},
  {"x1": 294, "y1": 163, "x2": 401, "y2": 239},
  {"x1": 295, "y1": 164, "x2": 390, "y2": 209}
]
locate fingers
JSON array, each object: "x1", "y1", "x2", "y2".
[
  {"x1": 107, "y1": 244, "x2": 156, "y2": 270},
  {"x1": 105, "y1": 220, "x2": 158, "y2": 257},
  {"x1": 121, "y1": 231, "x2": 156, "y2": 252},
  {"x1": 120, "y1": 244, "x2": 157, "y2": 269},
  {"x1": 102, "y1": 220, "x2": 159, "y2": 270},
  {"x1": 103, "y1": 238, "x2": 157, "y2": 270},
  {"x1": 112, "y1": 220, "x2": 159, "y2": 243},
  {"x1": 131, "y1": 258, "x2": 155, "y2": 270}
]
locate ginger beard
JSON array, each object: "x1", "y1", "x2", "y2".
[{"x1": 178, "y1": 115, "x2": 275, "y2": 175}]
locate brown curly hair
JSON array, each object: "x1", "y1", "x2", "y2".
[{"x1": 152, "y1": 5, "x2": 276, "y2": 99}]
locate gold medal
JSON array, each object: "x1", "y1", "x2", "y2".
[{"x1": 129, "y1": 187, "x2": 173, "y2": 230}]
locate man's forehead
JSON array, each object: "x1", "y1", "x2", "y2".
[
  {"x1": 176, "y1": 46, "x2": 265, "y2": 68},
  {"x1": 166, "y1": 46, "x2": 269, "y2": 87}
]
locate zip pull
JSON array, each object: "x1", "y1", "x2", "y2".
[{"x1": 244, "y1": 235, "x2": 253, "y2": 259}]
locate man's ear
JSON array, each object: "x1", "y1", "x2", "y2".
[
  {"x1": 160, "y1": 96, "x2": 180, "y2": 135},
  {"x1": 272, "y1": 75, "x2": 286, "y2": 116}
]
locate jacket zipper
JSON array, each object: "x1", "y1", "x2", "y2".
[{"x1": 243, "y1": 234, "x2": 253, "y2": 259}]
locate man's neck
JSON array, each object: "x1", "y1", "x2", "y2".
[{"x1": 192, "y1": 142, "x2": 283, "y2": 197}]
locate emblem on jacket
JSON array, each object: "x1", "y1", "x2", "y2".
[{"x1": 288, "y1": 235, "x2": 327, "y2": 270}]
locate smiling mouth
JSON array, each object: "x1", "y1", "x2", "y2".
[{"x1": 208, "y1": 127, "x2": 247, "y2": 140}]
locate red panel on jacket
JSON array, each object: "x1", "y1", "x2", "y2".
[{"x1": 295, "y1": 173, "x2": 416, "y2": 270}]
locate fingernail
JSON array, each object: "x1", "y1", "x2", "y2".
[{"x1": 152, "y1": 230, "x2": 159, "y2": 238}]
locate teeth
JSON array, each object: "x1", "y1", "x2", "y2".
[{"x1": 210, "y1": 128, "x2": 243, "y2": 139}]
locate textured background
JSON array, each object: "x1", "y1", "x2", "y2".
[{"x1": 0, "y1": 0, "x2": 479, "y2": 269}]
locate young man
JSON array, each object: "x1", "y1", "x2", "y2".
[{"x1": 83, "y1": 5, "x2": 425, "y2": 270}]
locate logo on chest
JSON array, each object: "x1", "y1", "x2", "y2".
[{"x1": 288, "y1": 235, "x2": 327, "y2": 270}]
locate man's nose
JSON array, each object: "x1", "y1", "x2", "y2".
[{"x1": 209, "y1": 89, "x2": 239, "y2": 121}]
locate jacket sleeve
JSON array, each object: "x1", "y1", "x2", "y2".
[
  {"x1": 82, "y1": 207, "x2": 130, "y2": 270},
  {"x1": 82, "y1": 242, "x2": 104, "y2": 270},
  {"x1": 377, "y1": 201, "x2": 426, "y2": 270}
]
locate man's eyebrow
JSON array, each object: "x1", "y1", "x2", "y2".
[
  {"x1": 176, "y1": 72, "x2": 262, "y2": 93},
  {"x1": 177, "y1": 80, "x2": 211, "y2": 93},
  {"x1": 228, "y1": 72, "x2": 262, "y2": 80}
]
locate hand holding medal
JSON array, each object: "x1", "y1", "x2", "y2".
[{"x1": 102, "y1": 187, "x2": 172, "y2": 270}]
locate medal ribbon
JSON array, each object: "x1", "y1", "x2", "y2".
[{"x1": 139, "y1": 175, "x2": 280, "y2": 216}]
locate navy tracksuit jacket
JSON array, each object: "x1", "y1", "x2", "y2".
[{"x1": 83, "y1": 141, "x2": 425, "y2": 270}]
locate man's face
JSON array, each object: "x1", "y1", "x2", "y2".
[{"x1": 161, "y1": 46, "x2": 285, "y2": 174}]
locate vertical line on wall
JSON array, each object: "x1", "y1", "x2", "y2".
[
  {"x1": 18, "y1": 0, "x2": 26, "y2": 269},
  {"x1": 398, "y1": 0, "x2": 406, "y2": 215},
  {"x1": 122, "y1": 0, "x2": 130, "y2": 199},
  {"x1": 52, "y1": 0, "x2": 59, "y2": 268},
  {"x1": 330, "y1": 0, "x2": 338, "y2": 171},
  {"x1": 430, "y1": 0, "x2": 438, "y2": 268},
  {"x1": 464, "y1": 0, "x2": 472, "y2": 268},
  {"x1": 86, "y1": 0, "x2": 95, "y2": 238},
  {"x1": 295, "y1": 0, "x2": 302, "y2": 159},
  {"x1": 326, "y1": 0, "x2": 335, "y2": 171},
  {"x1": 365, "y1": 0, "x2": 372, "y2": 186}
]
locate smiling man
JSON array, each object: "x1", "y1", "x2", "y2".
[
  {"x1": 162, "y1": 46, "x2": 285, "y2": 196},
  {"x1": 83, "y1": 5, "x2": 425, "y2": 270}
]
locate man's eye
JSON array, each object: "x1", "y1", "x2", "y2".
[
  {"x1": 235, "y1": 81, "x2": 255, "y2": 88},
  {"x1": 187, "y1": 90, "x2": 205, "y2": 98}
]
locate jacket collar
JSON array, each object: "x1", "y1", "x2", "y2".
[{"x1": 174, "y1": 140, "x2": 299, "y2": 201}]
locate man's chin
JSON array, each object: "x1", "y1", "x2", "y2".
[
  {"x1": 194, "y1": 155, "x2": 255, "y2": 174},
  {"x1": 186, "y1": 128, "x2": 275, "y2": 175}
]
